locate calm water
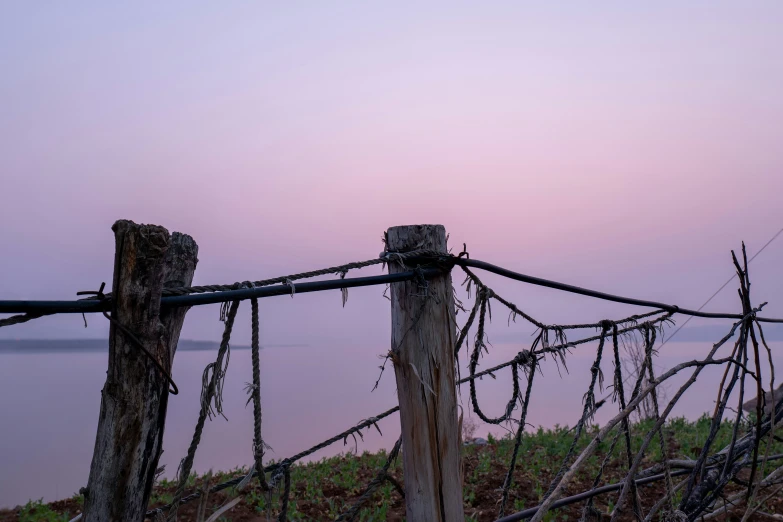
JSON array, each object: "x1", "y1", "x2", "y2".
[{"x1": 1, "y1": 339, "x2": 779, "y2": 508}]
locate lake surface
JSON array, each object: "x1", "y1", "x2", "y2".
[{"x1": 1, "y1": 338, "x2": 780, "y2": 508}]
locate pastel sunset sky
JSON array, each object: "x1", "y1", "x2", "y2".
[{"x1": 2, "y1": 2, "x2": 782, "y2": 345}]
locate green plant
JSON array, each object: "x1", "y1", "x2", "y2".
[
  {"x1": 14, "y1": 415, "x2": 783, "y2": 521},
  {"x1": 18, "y1": 499, "x2": 69, "y2": 522}
]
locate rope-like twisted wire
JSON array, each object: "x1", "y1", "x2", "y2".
[
  {"x1": 541, "y1": 324, "x2": 610, "y2": 501},
  {"x1": 0, "y1": 312, "x2": 49, "y2": 328},
  {"x1": 144, "y1": 321, "x2": 672, "y2": 519},
  {"x1": 143, "y1": 307, "x2": 676, "y2": 518},
  {"x1": 3, "y1": 239, "x2": 742, "y2": 522},
  {"x1": 335, "y1": 437, "x2": 403, "y2": 522},
  {"x1": 580, "y1": 425, "x2": 624, "y2": 522},
  {"x1": 167, "y1": 300, "x2": 240, "y2": 521},
  {"x1": 610, "y1": 324, "x2": 643, "y2": 520},
  {"x1": 143, "y1": 282, "x2": 677, "y2": 520},
  {"x1": 133, "y1": 249, "x2": 780, "y2": 522},
  {"x1": 250, "y1": 298, "x2": 270, "y2": 491},
  {"x1": 152, "y1": 249, "x2": 447, "y2": 297},
  {"x1": 276, "y1": 465, "x2": 291, "y2": 522},
  {"x1": 498, "y1": 355, "x2": 537, "y2": 517},
  {"x1": 454, "y1": 290, "x2": 480, "y2": 358},
  {"x1": 583, "y1": 324, "x2": 658, "y2": 521},
  {"x1": 469, "y1": 289, "x2": 520, "y2": 425},
  {"x1": 602, "y1": 327, "x2": 669, "y2": 521},
  {"x1": 598, "y1": 329, "x2": 658, "y2": 517},
  {"x1": 144, "y1": 405, "x2": 401, "y2": 518},
  {"x1": 644, "y1": 326, "x2": 675, "y2": 512},
  {"x1": 460, "y1": 264, "x2": 669, "y2": 332}
]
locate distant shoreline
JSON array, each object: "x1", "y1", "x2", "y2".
[
  {"x1": 0, "y1": 339, "x2": 310, "y2": 353},
  {"x1": 1, "y1": 323, "x2": 781, "y2": 353}
]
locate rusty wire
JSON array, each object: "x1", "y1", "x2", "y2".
[{"x1": 3, "y1": 243, "x2": 782, "y2": 521}]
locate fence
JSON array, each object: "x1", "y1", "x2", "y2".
[{"x1": 2, "y1": 220, "x2": 783, "y2": 522}]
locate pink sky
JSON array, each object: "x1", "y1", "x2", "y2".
[{"x1": 1, "y1": 2, "x2": 782, "y2": 344}]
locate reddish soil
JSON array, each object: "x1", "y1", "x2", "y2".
[{"x1": 2, "y1": 445, "x2": 781, "y2": 521}]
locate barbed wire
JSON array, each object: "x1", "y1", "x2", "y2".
[
  {"x1": 522, "y1": 246, "x2": 781, "y2": 522},
  {"x1": 3, "y1": 251, "x2": 783, "y2": 322},
  {"x1": 334, "y1": 436, "x2": 403, "y2": 522},
  {"x1": 4, "y1": 242, "x2": 782, "y2": 521},
  {"x1": 140, "y1": 299, "x2": 675, "y2": 520},
  {"x1": 144, "y1": 264, "x2": 732, "y2": 520}
]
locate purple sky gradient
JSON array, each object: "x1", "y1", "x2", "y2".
[{"x1": 1, "y1": 2, "x2": 782, "y2": 345}]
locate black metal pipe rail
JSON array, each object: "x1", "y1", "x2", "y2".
[
  {"x1": 0, "y1": 269, "x2": 443, "y2": 314},
  {"x1": 455, "y1": 258, "x2": 783, "y2": 323}
]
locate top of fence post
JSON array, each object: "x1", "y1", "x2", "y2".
[{"x1": 82, "y1": 220, "x2": 198, "y2": 522}]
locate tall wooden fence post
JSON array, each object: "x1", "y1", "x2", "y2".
[
  {"x1": 387, "y1": 224, "x2": 465, "y2": 522},
  {"x1": 82, "y1": 220, "x2": 198, "y2": 522}
]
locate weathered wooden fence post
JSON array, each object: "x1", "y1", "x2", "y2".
[
  {"x1": 387, "y1": 224, "x2": 465, "y2": 522},
  {"x1": 82, "y1": 220, "x2": 198, "y2": 522}
]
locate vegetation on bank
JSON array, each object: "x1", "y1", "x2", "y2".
[{"x1": 3, "y1": 414, "x2": 782, "y2": 522}]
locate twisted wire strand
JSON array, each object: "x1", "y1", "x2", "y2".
[
  {"x1": 610, "y1": 327, "x2": 666, "y2": 521},
  {"x1": 14, "y1": 240, "x2": 764, "y2": 521},
  {"x1": 335, "y1": 437, "x2": 403, "y2": 522},
  {"x1": 678, "y1": 256, "x2": 758, "y2": 518},
  {"x1": 154, "y1": 249, "x2": 446, "y2": 298},
  {"x1": 458, "y1": 264, "x2": 674, "y2": 356},
  {"x1": 644, "y1": 326, "x2": 675, "y2": 512},
  {"x1": 534, "y1": 313, "x2": 674, "y2": 357},
  {"x1": 167, "y1": 300, "x2": 240, "y2": 521},
  {"x1": 454, "y1": 289, "x2": 481, "y2": 385},
  {"x1": 142, "y1": 305, "x2": 672, "y2": 518},
  {"x1": 608, "y1": 306, "x2": 769, "y2": 521},
  {"x1": 147, "y1": 344, "x2": 536, "y2": 517},
  {"x1": 498, "y1": 355, "x2": 537, "y2": 517},
  {"x1": 6, "y1": 251, "x2": 783, "y2": 323},
  {"x1": 543, "y1": 309, "x2": 665, "y2": 331},
  {"x1": 0, "y1": 312, "x2": 49, "y2": 328},
  {"x1": 250, "y1": 298, "x2": 270, "y2": 491},
  {"x1": 454, "y1": 290, "x2": 481, "y2": 358},
  {"x1": 276, "y1": 465, "x2": 291, "y2": 522},
  {"x1": 146, "y1": 303, "x2": 754, "y2": 521},
  {"x1": 541, "y1": 325, "x2": 610, "y2": 502},
  {"x1": 469, "y1": 289, "x2": 521, "y2": 425},
  {"x1": 138, "y1": 251, "x2": 764, "y2": 516},
  {"x1": 586, "y1": 325, "x2": 666, "y2": 521},
  {"x1": 144, "y1": 405, "x2": 401, "y2": 518},
  {"x1": 609, "y1": 324, "x2": 643, "y2": 520},
  {"x1": 457, "y1": 266, "x2": 666, "y2": 435},
  {"x1": 580, "y1": 425, "x2": 623, "y2": 522},
  {"x1": 603, "y1": 325, "x2": 663, "y2": 521},
  {"x1": 100, "y1": 308, "x2": 180, "y2": 394},
  {"x1": 680, "y1": 327, "x2": 747, "y2": 513}
]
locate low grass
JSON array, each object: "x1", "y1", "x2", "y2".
[
  {"x1": 3, "y1": 414, "x2": 782, "y2": 521},
  {"x1": 15, "y1": 500, "x2": 69, "y2": 522}
]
